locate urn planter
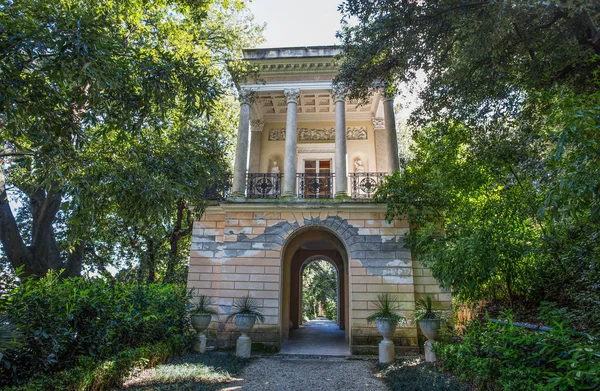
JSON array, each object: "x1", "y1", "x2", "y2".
[
  {"x1": 191, "y1": 313, "x2": 212, "y2": 353},
  {"x1": 226, "y1": 296, "x2": 265, "y2": 358},
  {"x1": 235, "y1": 313, "x2": 257, "y2": 335},
  {"x1": 418, "y1": 318, "x2": 441, "y2": 341},
  {"x1": 191, "y1": 314, "x2": 212, "y2": 334},
  {"x1": 376, "y1": 317, "x2": 397, "y2": 342}
]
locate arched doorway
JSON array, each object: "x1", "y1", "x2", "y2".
[{"x1": 280, "y1": 226, "x2": 350, "y2": 355}]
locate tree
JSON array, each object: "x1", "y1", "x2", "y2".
[
  {"x1": 0, "y1": 0, "x2": 262, "y2": 277},
  {"x1": 336, "y1": 0, "x2": 600, "y2": 322},
  {"x1": 302, "y1": 260, "x2": 337, "y2": 320}
]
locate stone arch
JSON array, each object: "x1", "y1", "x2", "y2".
[{"x1": 279, "y1": 221, "x2": 353, "y2": 343}]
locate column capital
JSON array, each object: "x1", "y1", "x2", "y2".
[
  {"x1": 250, "y1": 119, "x2": 264, "y2": 132},
  {"x1": 283, "y1": 88, "x2": 301, "y2": 104},
  {"x1": 372, "y1": 116, "x2": 385, "y2": 129},
  {"x1": 332, "y1": 84, "x2": 346, "y2": 103},
  {"x1": 238, "y1": 88, "x2": 256, "y2": 105}
]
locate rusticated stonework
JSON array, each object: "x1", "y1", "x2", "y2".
[{"x1": 187, "y1": 203, "x2": 451, "y2": 354}]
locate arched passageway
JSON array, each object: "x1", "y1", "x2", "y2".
[{"x1": 280, "y1": 227, "x2": 350, "y2": 355}]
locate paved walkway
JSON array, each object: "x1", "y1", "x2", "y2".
[
  {"x1": 225, "y1": 356, "x2": 387, "y2": 391},
  {"x1": 279, "y1": 318, "x2": 350, "y2": 356}
]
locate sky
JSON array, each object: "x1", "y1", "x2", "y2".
[
  {"x1": 247, "y1": 0, "x2": 344, "y2": 48},
  {"x1": 245, "y1": 0, "x2": 421, "y2": 120}
]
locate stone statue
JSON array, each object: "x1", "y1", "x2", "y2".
[
  {"x1": 270, "y1": 161, "x2": 280, "y2": 174},
  {"x1": 354, "y1": 159, "x2": 365, "y2": 173}
]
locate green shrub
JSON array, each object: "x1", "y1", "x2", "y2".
[
  {"x1": 2, "y1": 334, "x2": 189, "y2": 391},
  {"x1": 0, "y1": 272, "x2": 190, "y2": 387},
  {"x1": 435, "y1": 315, "x2": 600, "y2": 390}
]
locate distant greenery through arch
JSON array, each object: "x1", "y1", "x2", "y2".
[{"x1": 302, "y1": 260, "x2": 337, "y2": 321}]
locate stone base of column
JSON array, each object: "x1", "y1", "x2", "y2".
[
  {"x1": 378, "y1": 339, "x2": 395, "y2": 364},
  {"x1": 424, "y1": 340, "x2": 437, "y2": 363},
  {"x1": 281, "y1": 192, "x2": 297, "y2": 199},
  {"x1": 334, "y1": 192, "x2": 350, "y2": 200},
  {"x1": 236, "y1": 335, "x2": 252, "y2": 358},
  {"x1": 193, "y1": 333, "x2": 207, "y2": 353}
]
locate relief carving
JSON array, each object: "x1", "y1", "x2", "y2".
[{"x1": 268, "y1": 127, "x2": 368, "y2": 141}]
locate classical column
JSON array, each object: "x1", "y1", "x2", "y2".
[
  {"x1": 282, "y1": 88, "x2": 300, "y2": 197},
  {"x1": 382, "y1": 91, "x2": 400, "y2": 172},
  {"x1": 248, "y1": 119, "x2": 264, "y2": 173},
  {"x1": 231, "y1": 89, "x2": 254, "y2": 197},
  {"x1": 333, "y1": 87, "x2": 348, "y2": 197}
]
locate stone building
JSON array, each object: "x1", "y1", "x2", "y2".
[{"x1": 187, "y1": 46, "x2": 450, "y2": 354}]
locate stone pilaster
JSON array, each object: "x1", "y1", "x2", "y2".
[
  {"x1": 282, "y1": 88, "x2": 300, "y2": 197},
  {"x1": 372, "y1": 116, "x2": 388, "y2": 173},
  {"x1": 249, "y1": 119, "x2": 264, "y2": 173},
  {"x1": 231, "y1": 89, "x2": 254, "y2": 197},
  {"x1": 333, "y1": 86, "x2": 348, "y2": 198}
]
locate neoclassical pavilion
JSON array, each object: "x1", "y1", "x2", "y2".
[{"x1": 187, "y1": 46, "x2": 450, "y2": 354}]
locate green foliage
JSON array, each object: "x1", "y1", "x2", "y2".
[
  {"x1": 366, "y1": 293, "x2": 406, "y2": 325},
  {"x1": 0, "y1": 272, "x2": 190, "y2": 387},
  {"x1": 0, "y1": 315, "x2": 23, "y2": 355},
  {"x1": 414, "y1": 296, "x2": 443, "y2": 322},
  {"x1": 225, "y1": 296, "x2": 265, "y2": 323},
  {"x1": 188, "y1": 294, "x2": 218, "y2": 316},
  {"x1": 0, "y1": 0, "x2": 263, "y2": 278},
  {"x1": 435, "y1": 315, "x2": 600, "y2": 390},
  {"x1": 113, "y1": 352, "x2": 250, "y2": 391},
  {"x1": 2, "y1": 334, "x2": 187, "y2": 391},
  {"x1": 301, "y1": 260, "x2": 337, "y2": 321}
]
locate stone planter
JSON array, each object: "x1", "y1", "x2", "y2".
[
  {"x1": 376, "y1": 317, "x2": 397, "y2": 364},
  {"x1": 376, "y1": 317, "x2": 397, "y2": 341},
  {"x1": 235, "y1": 313, "x2": 257, "y2": 335},
  {"x1": 418, "y1": 318, "x2": 441, "y2": 341},
  {"x1": 191, "y1": 314, "x2": 212, "y2": 334},
  {"x1": 191, "y1": 313, "x2": 212, "y2": 353},
  {"x1": 234, "y1": 313, "x2": 257, "y2": 358}
]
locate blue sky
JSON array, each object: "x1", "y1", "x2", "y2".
[{"x1": 247, "y1": 0, "x2": 344, "y2": 48}]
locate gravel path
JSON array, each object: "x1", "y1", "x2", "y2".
[{"x1": 226, "y1": 356, "x2": 388, "y2": 391}]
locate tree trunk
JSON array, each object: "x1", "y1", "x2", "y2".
[
  {"x1": 146, "y1": 236, "x2": 156, "y2": 283},
  {"x1": 0, "y1": 188, "x2": 34, "y2": 273},
  {"x1": 165, "y1": 200, "x2": 193, "y2": 283},
  {"x1": 0, "y1": 180, "x2": 71, "y2": 277}
]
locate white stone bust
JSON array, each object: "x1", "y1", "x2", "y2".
[
  {"x1": 354, "y1": 159, "x2": 365, "y2": 173},
  {"x1": 270, "y1": 161, "x2": 280, "y2": 174}
]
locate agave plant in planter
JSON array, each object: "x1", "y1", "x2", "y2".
[
  {"x1": 226, "y1": 296, "x2": 265, "y2": 358},
  {"x1": 188, "y1": 295, "x2": 217, "y2": 353},
  {"x1": 413, "y1": 296, "x2": 442, "y2": 341},
  {"x1": 367, "y1": 294, "x2": 406, "y2": 364}
]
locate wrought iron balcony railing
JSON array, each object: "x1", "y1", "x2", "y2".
[
  {"x1": 297, "y1": 173, "x2": 334, "y2": 199},
  {"x1": 349, "y1": 172, "x2": 385, "y2": 199},
  {"x1": 246, "y1": 173, "x2": 283, "y2": 198},
  {"x1": 238, "y1": 172, "x2": 386, "y2": 200}
]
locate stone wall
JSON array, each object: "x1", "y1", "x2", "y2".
[{"x1": 187, "y1": 202, "x2": 449, "y2": 354}]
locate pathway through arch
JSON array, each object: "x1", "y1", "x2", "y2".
[{"x1": 279, "y1": 318, "x2": 350, "y2": 356}]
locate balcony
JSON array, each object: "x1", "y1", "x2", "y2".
[{"x1": 239, "y1": 172, "x2": 386, "y2": 200}]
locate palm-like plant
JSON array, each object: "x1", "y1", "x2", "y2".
[
  {"x1": 366, "y1": 293, "x2": 406, "y2": 325},
  {"x1": 189, "y1": 295, "x2": 218, "y2": 316},
  {"x1": 413, "y1": 296, "x2": 440, "y2": 322},
  {"x1": 225, "y1": 296, "x2": 265, "y2": 323}
]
